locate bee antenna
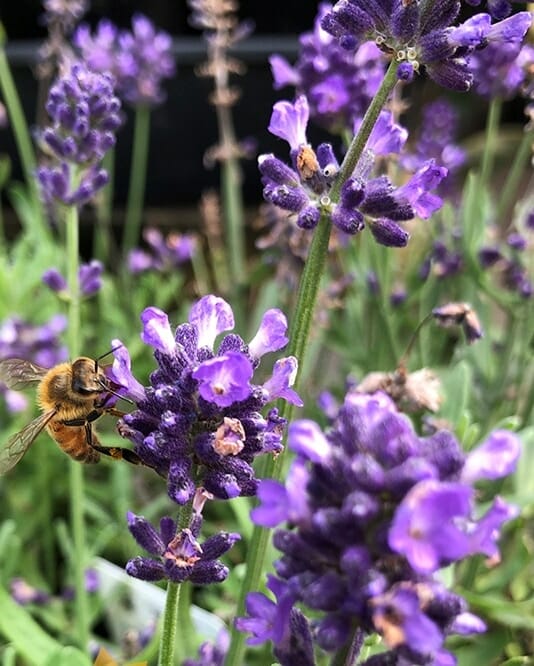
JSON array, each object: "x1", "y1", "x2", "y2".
[
  {"x1": 97, "y1": 378, "x2": 135, "y2": 405},
  {"x1": 94, "y1": 344, "x2": 124, "y2": 372}
]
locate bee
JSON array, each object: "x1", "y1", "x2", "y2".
[{"x1": 0, "y1": 353, "x2": 146, "y2": 474}]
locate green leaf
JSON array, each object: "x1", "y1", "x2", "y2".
[
  {"x1": 0, "y1": 585, "x2": 64, "y2": 664},
  {"x1": 516, "y1": 427, "x2": 534, "y2": 497},
  {"x1": 439, "y1": 360, "x2": 473, "y2": 427},
  {"x1": 42, "y1": 647, "x2": 92, "y2": 666}
]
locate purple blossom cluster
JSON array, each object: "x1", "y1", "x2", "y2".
[
  {"x1": 465, "y1": 0, "x2": 528, "y2": 20},
  {"x1": 126, "y1": 505, "x2": 239, "y2": 585},
  {"x1": 401, "y1": 99, "x2": 466, "y2": 194},
  {"x1": 37, "y1": 63, "x2": 122, "y2": 206},
  {"x1": 270, "y1": 3, "x2": 386, "y2": 131},
  {"x1": 237, "y1": 391, "x2": 520, "y2": 665},
  {"x1": 0, "y1": 314, "x2": 67, "y2": 412},
  {"x1": 74, "y1": 14, "x2": 175, "y2": 107},
  {"x1": 479, "y1": 228, "x2": 533, "y2": 298},
  {"x1": 111, "y1": 295, "x2": 301, "y2": 505},
  {"x1": 42, "y1": 259, "x2": 104, "y2": 297},
  {"x1": 259, "y1": 95, "x2": 446, "y2": 246},
  {"x1": 321, "y1": 1, "x2": 532, "y2": 91},
  {"x1": 128, "y1": 228, "x2": 196, "y2": 275},
  {"x1": 468, "y1": 33, "x2": 534, "y2": 99}
]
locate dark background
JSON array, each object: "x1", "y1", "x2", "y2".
[
  {"x1": 0, "y1": 2, "x2": 524, "y2": 214},
  {"x1": 0, "y1": 2, "x2": 328, "y2": 209}
]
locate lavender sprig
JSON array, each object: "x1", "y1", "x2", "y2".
[{"x1": 237, "y1": 391, "x2": 520, "y2": 664}]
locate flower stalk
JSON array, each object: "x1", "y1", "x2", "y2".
[
  {"x1": 65, "y1": 198, "x2": 90, "y2": 652},
  {"x1": 123, "y1": 105, "x2": 151, "y2": 255},
  {"x1": 0, "y1": 35, "x2": 47, "y2": 238},
  {"x1": 225, "y1": 59, "x2": 400, "y2": 666}
]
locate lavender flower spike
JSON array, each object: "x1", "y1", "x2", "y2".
[
  {"x1": 321, "y1": 1, "x2": 532, "y2": 92},
  {"x1": 126, "y1": 512, "x2": 239, "y2": 584},
  {"x1": 115, "y1": 296, "x2": 300, "y2": 504},
  {"x1": 243, "y1": 390, "x2": 519, "y2": 661}
]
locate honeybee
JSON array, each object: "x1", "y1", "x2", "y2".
[{"x1": 0, "y1": 354, "x2": 145, "y2": 474}]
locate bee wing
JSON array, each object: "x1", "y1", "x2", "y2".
[
  {"x1": 0, "y1": 359, "x2": 49, "y2": 390},
  {"x1": 0, "y1": 409, "x2": 56, "y2": 474}
]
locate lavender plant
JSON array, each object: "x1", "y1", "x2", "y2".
[{"x1": 0, "y1": 1, "x2": 532, "y2": 665}]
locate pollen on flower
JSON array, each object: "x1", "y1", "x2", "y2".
[
  {"x1": 296, "y1": 146, "x2": 320, "y2": 181},
  {"x1": 213, "y1": 417, "x2": 246, "y2": 456}
]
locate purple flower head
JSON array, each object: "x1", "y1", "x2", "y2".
[
  {"x1": 192, "y1": 352, "x2": 253, "y2": 407},
  {"x1": 128, "y1": 228, "x2": 197, "y2": 275},
  {"x1": 468, "y1": 37, "x2": 531, "y2": 98},
  {"x1": 260, "y1": 105, "x2": 446, "y2": 242},
  {"x1": 110, "y1": 338, "x2": 145, "y2": 403},
  {"x1": 465, "y1": 0, "x2": 527, "y2": 20},
  {"x1": 10, "y1": 578, "x2": 50, "y2": 606},
  {"x1": 461, "y1": 429, "x2": 521, "y2": 483},
  {"x1": 42, "y1": 268, "x2": 67, "y2": 293},
  {"x1": 248, "y1": 309, "x2": 288, "y2": 359},
  {"x1": 141, "y1": 306, "x2": 176, "y2": 355},
  {"x1": 78, "y1": 259, "x2": 103, "y2": 296},
  {"x1": 270, "y1": 3, "x2": 386, "y2": 130},
  {"x1": 321, "y1": 1, "x2": 531, "y2": 92},
  {"x1": 244, "y1": 388, "x2": 520, "y2": 660},
  {"x1": 126, "y1": 511, "x2": 239, "y2": 584},
  {"x1": 235, "y1": 574, "x2": 295, "y2": 646},
  {"x1": 189, "y1": 295, "x2": 234, "y2": 351},
  {"x1": 114, "y1": 296, "x2": 299, "y2": 503},
  {"x1": 268, "y1": 95, "x2": 310, "y2": 151},
  {"x1": 75, "y1": 14, "x2": 175, "y2": 107},
  {"x1": 38, "y1": 62, "x2": 121, "y2": 206},
  {"x1": 0, "y1": 314, "x2": 67, "y2": 415},
  {"x1": 183, "y1": 629, "x2": 229, "y2": 666}
]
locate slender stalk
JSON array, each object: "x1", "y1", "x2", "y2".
[
  {"x1": 123, "y1": 105, "x2": 151, "y2": 255},
  {"x1": 94, "y1": 147, "x2": 115, "y2": 263},
  {"x1": 158, "y1": 582, "x2": 181, "y2": 666},
  {"x1": 218, "y1": 105, "x2": 247, "y2": 294},
  {"x1": 496, "y1": 127, "x2": 534, "y2": 222},
  {"x1": 0, "y1": 44, "x2": 47, "y2": 238},
  {"x1": 65, "y1": 200, "x2": 90, "y2": 652},
  {"x1": 480, "y1": 97, "x2": 502, "y2": 187},
  {"x1": 225, "y1": 59, "x2": 400, "y2": 666},
  {"x1": 157, "y1": 501, "x2": 194, "y2": 666}
]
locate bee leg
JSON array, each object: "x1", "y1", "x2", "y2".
[
  {"x1": 63, "y1": 410, "x2": 102, "y2": 427},
  {"x1": 88, "y1": 442, "x2": 166, "y2": 478}
]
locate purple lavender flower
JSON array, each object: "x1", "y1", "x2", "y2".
[
  {"x1": 74, "y1": 14, "x2": 175, "y2": 107},
  {"x1": 401, "y1": 99, "x2": 466, "y2": 193},
  {"x1": 270, "y1": 3, "x2": 386, "y2": 131},
  {"x1": 37, "y1": 63, "x2": 121, "y2": 206},
  {"x1": 468, "y1": 39, "x2": 531, "y2": 98},
  {"x1": 127, "y1": 228, "x2": 196, "y2": 275},
  {"x1": 321, "y1": 1, "x2": 532, "y2": 91},
  {"x1": 0, "y1": 314, "x2": 67, "y2": 413},
  {"x1": 259, "y1": 95, "x2": 446, "y2": 241},
  {"x1": 42, "y1": 260, "x2": 104, "y2": 297},
  {"x1": 10, "y1": 578, "x2": 50, "y2": 605},
  {"x1": 126, "y1": 511, "x2": 239, "y2": 584},
  {"x1": 182, "y1": 629, "x2": 229, "y2": 666},
  {"x1": 238, "y1": 391, "x2": 519, "y2": 663},
  {"x1": 464, "y1": 0, "x2": 527, "y2": 20},
  {"x1": 112, "y1": 295, "x2": 301, "y2": 504}
]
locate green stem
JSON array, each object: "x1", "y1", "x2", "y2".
[
  {"x1": 496, "y1": 127, "x2": 534, "y2": 222},
  {"x1": 157, "y1": 502, "x2": 195, "y2": 666},
  {"x1": 0, "y1": 43, "x2": 47, "y2": 238},
  {"x1": 65, "y1": 200, "x2": 90, "y2": 652},
  {"x1": 480, "y1": 97, "x2": 502, "y2": 187},
  {"x1": 222, "y1": 149, "x2": 246, "y2": 288},
  {"x1": 224, "y1": 59, "x2": 400, "y2": 666},
  {"x1": 94, "y1": 147, "x2": 115, "y2": 263},
  {"x1": 158, "y1": 582, "x2": 181, "y2": 666},
  {"x1": 123, "y1": 105, "x2": 151, "y2": 255}
]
